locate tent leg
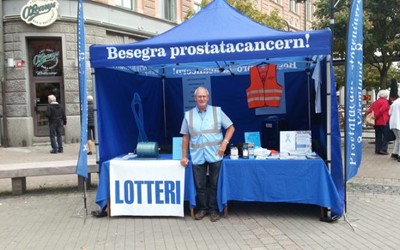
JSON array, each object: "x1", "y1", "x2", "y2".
[
  {"x1": 342, "y1": 212, "x2": 357, "y2": 231},
  {"x1": 319, "y1": 207, "x2": 341, "y2": 223}
]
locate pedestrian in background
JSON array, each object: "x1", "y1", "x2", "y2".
[
  {"x1": 386, "y1": 79, "x2": 398, "y2": 145},
  {"x1": 389, "y1": 89, "x2": 400, "y2": 161},
  {"x1": 389, "y1": 78, "x2": 399, "y2": 105},
  {"x1": 87, "y1": 95, "x2": 95, "y2": 155},
  {"x1": 366, "y1": 89, "x2": 390, "y2": 155},
  {"x1": 46, "y1": 94, "x2": 67, "y2": 154}
]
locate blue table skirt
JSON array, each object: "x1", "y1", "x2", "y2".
[
  {"x1": 217, "y1": 157, "x2": 342, "y2": 214},
  {"x1": 96, "y1": 154, "x2": 197, "y2": 210}
]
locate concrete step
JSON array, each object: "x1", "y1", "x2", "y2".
[{"x1": 32, "y1": 137, "x2": 50, "y2": 146}]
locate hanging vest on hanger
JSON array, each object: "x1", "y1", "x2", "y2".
[{"x1": 246, "y1": 64, "x2": 283, "y2": 108}]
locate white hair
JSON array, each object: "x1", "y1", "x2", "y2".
[
  {"x1": 377, "y1": 89, "x2": 389, "y2": 99},
  {"x1": 87, "y1": 95, "x2": 93, "y2": 103},
  {"x1": 193, "y1": 87, "x2": 209, "y2": 97},
  {"x1": 48, "y1": 95, "x2": 56, "y2": 102}
]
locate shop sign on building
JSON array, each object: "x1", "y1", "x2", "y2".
[
  {"x1": 20, "y1": 0, "x2": 59, "y2": 27},
  {"x1": 33, "y1": 49, "x2": 61, "y2": 76}
]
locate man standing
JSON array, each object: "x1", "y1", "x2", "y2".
[
  {"x1": 87, "y1": 95, "x2": 95, "y2": 155},
  {"x1": 46, "y1": 94, "x2": 67, "y2": 154},
  {"x1": 180, "y1": 87, "x2": 235, "y2": 222}
]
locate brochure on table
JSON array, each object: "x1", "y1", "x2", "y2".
[
  {"x1": 244, "y1": 131, "x2": 261, "y2": 148},
  {"x1": 279, "y1": 130, "x2": 312, "y2": 155}
]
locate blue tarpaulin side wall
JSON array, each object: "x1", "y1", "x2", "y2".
[
  {"x1": 95, "y1": 68, "x2": 165, "y2": 162},
  {"x1": 329, "y1": 63, "x2": 345, "y2": 215}
]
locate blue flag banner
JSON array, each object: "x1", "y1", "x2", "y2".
[
  {"x1": 76, "y1": 0, "x2": 88, "y2": 179},
  {"x1": 345, "y1": 0, "x2": 363, "y2": 181}
]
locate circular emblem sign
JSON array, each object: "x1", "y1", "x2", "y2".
[
  {"x1": 20, "y1": 0, "x2": 59, "y2": 27},
  {"x1": 33, "y1": 49, "x2": 59, "y2": 70}
]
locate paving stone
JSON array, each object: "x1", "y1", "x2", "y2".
[{"x1": 1, "y1": 139, "x2": 400, "y2": 249}]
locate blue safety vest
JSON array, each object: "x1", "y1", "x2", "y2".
[{"x1": 185, "y1": 106, "x2": 223, "y2": 165}]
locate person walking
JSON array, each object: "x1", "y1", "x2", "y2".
[
  {"x1": 87, "y1": 95, "x2": 95, "y2": 155},
  {"x1": 46, "y1": 94, "x2": 67, "y2": 154},
  {"x1": 389, "y1": 78, "x2": 399, "y2": 105},
  {"x1": 386, "y1": 79, "x2": 398, "y2": 145},
  {"x1": 180, "y1": 87, "x2": 235, "y2": 222},
  {"x1": 366, "y1": 90, "x2": 390, "y2": 155},
  {"x1": 389, "y1": 89, "x2": 400, "y2": 161}
]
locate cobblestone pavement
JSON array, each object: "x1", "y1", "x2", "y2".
[
  {"x1": 347, "y1": 183, "x2": 400, "y2": 195},
  {"x1": 0, "y1": 138, "x2": 400, "y2": 249},
  {"x1": 347, "y1": 138, "x2": 400, "y2": 196},
  {"x1": 0, "y1": 190, "x2": 399, "y2": 249}
]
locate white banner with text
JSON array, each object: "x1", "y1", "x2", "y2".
[{"x1": 110, "y1": 158, "x2": 185, "y2": 217}]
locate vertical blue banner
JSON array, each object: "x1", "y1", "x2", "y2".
[
  {"x1": 76, "y1": 0, "x2": 88, "y2": 179},
  {"x1": 345, "y1": 0, "x2": 363, "y2": 181}
]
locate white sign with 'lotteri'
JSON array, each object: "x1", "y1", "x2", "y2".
[{"x1": 20, "y1": 0, "x2": 59, "y2": 27}]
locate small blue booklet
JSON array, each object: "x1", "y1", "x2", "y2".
[{"x1": 244, "y1": 131, "x2": 261, "y2": 148}]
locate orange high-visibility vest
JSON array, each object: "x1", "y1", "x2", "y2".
[{"x1": 246, "y1": 64, "x2": 283, "y2": 108}]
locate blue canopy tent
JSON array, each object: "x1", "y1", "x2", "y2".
[{"x1": 89, "y1": 0, "x2": 344, "y2": 216}]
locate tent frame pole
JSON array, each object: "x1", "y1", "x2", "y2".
[
  {"x1": 325, "y1": 56, "x2": 333, "y2": 219},
  {"x1": 92, "y1": 68, "x2": 100, "y2": 163},
  {"x1": 326, "y1": 56, "x2": 332, "y2": 173},
  {"x1": 162, "y1": 77, "x2": 168, "y2": 146},
  {"x1": 306, "y1": 67, "x2": 311, "y2": 129}
]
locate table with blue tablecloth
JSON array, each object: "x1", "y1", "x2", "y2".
[
  {"x1": 95, "y1": 154, "x2": 196, "y2": 216},
  {"x1": 217, "y1": 157, "x2": 342, "y2": 216}
]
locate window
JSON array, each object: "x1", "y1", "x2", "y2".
[
  {"x1": 290, "y1": 0, "x2": 298, "y2": 13},
  {"x1": 115, "y1": 0, "x2": 134, "y2": 10},
  {"x1": 275, "y1": 0, "x2": 281, "y2": 4},
  {"x1": 162, "y1": 0, "x2": 176, "y2": 21}
]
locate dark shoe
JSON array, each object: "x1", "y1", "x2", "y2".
[
  {"x1": 58, "y1": 148, "x2": 63, "y2": 153},
  {"x1": 194, "y1": 210, "x2": 207, "y2": 220},
  {"x1": 210, "y1": 210, "x2": 220, "y2": 222},
  {"x1": 50, "y1": 150, "x2": 57, "y2": 154},
  {"x1": 320, "y1": 215, "x2": 341, "y2": 223},
  {"x1": 91, "y1": 210, "x2": 107, "y2": 218},
  {"x1": 87, "y1": 151, "x2": 93, "y2": 155},
  {"x1": 391, "y1": 154, "x2": 398, "y2": 159},
  {"x1": 377, "y1": 151, "x2": 389, "y2": 155}
]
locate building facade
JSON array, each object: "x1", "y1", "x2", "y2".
[{"x1": 0, "y1": 0, "x2": 313, "y2": 147}]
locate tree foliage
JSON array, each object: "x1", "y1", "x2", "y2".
[
  {"x1": 313, "y1": 0, "x2": 400, "y2": 90},
  {"x1": 184, "y1": 0, "x2": 287, "y2": 30}
]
